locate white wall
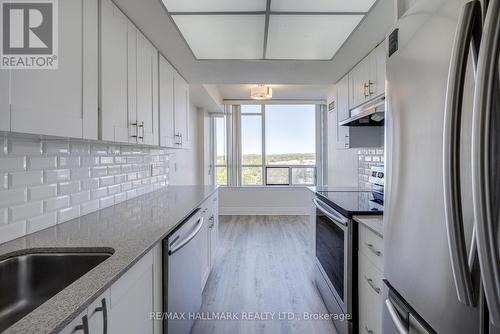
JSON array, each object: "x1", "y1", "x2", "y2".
[
  {"x1": 167, "y1": 103, "x2": 203, "y2": 185},
  {"x1": 219, "y1": 187, "x2": 314, "y2": 216},
  {"x1": 326, "y1": 90, "x2": 359, "y2": 187}
]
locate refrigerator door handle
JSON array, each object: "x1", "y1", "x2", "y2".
[
  {"x1": 385, "y1": 299, "x2": 409, "y2": 334},
  {"x1": 472, "y1": 0, "x2": 500, "y2": 327},
  {"x1": 443, "y1": 0, "x2": 482, "y2": 307}
]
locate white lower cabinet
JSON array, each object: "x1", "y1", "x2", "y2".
[
  {"x1": 59, "y1": 248, "x2": 158, "y2": 334},
  {"x1": 358, "y1": 224, "x2": 384, "y2": 334},
  {"x1": 199, "y1": 193, "x2": 219, "y2": 289}
]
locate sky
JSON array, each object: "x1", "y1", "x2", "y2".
[
  {"x1": 216, "y1": 104, "x2": 317, "y2": 157},
  {"x1": 242, "y1": 104, "x2": 316, "y2": 155}
]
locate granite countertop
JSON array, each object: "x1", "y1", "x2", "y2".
[
  {"x1": 353, "y1": 215, "x2": 384, "y2": 237},
  {"x1": 0, "y1": 185, "x2": 218, "y2": 334}
]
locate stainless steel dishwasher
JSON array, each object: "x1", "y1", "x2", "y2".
[{"x1": 163, "y1": 209, "x2": 204, "y2": 334}]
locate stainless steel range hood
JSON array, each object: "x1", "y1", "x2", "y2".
[{"x1": 339, "y1": 96, "x2": 385, "y2": 127}]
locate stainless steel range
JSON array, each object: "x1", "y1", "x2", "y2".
[{"x1": 313, "y1": 187, "x2": 383, "y2": 334}]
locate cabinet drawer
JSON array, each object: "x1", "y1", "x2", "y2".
[
  {"x1": 359, "y1": 224, "x2": 383, "y2": 271},
  {"x1": 358, "y1": 252, "x2": 383, "y2": 334}
]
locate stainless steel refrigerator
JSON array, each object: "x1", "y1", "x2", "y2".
[{"x1": 384, "y1": 0, "x2": 500, "y2": 332}]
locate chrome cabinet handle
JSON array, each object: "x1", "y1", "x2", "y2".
[
  {"x1": 385, "y1": 299, "x2": 409, "y2": 334},
  {"x1": 364, "y1": 82, "x2": 370, "y2": 97},
  {"x1": 364, "y1": 276, "x2": 380, "y2": 294},
  {"x1": 443, "y1": 0, "x2": 482, "y2": 307},
  {"x1": 75, "y1": 315, "x2": 89, "y2": 334},
  {"x1": 94, "y1": 298, "x2": 108, "y2": 334},
  {"x1": 365, "y1": 326, "x2": 374, "y2": 334},
  {"x1": 365, "y1": 242, "x2": 381, "y2": 256},
  {"x1": 169, "y1": 217, "x2": 204, "y2": 255},
  {"x1": 472, "y1": 0, "x2": 500, "y2": 326},
  {"x1": 209, "y1": 215, "x2": 215, "y2": 228},
  {"x1": 138, "y1": 121, "x2": 144, "y2": 141},
  {"x1": 368, "y1": 80, "x2": 374, "y2": 95}
]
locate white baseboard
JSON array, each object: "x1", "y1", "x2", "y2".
[{"x1": 219, "y1": 206, "x2": 311, "y2": 216}]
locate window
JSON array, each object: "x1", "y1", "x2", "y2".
[
  {"x1": 241, "y1": 106, "x2": 263, "y2": 185},
  {"x1": 214, "y1": 116, "x2": 227, "y2": 186},
  {"x1": 214, "y1": 104, "x2": 318, "y2": 187}
]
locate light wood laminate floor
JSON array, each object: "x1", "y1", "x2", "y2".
[{"x1": 191, "y1": 215, "x2": 337, "y2": 334}]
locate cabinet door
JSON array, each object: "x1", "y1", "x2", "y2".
[
  {"x1": 159, "y1": 55, "x2": 175, "y2": 147},
  {"x1": 174, "y1": 72, "x2": 189, "y2": 147},
  {"x1": 337, "y1": 75, "x2": 350, "y2": 149},
  {"x1": 200, "y1": 208, "x2": 211, "y2": 288},
  {"x1": 0, "y1": 70, "x2": 9, "y2": 131},
  {"x1": 209, "y1": 194, "x2": 219, "y2": 266},
  {"x1": 127, "y1": 22, "x2": 138, "y2": 143},
  {"x1": 88, "y1": 290, "x2": 110, "y2": 334},
  {"x1": 10, "y1": 0, "x2": 98, "y2": 139},
  {"x1": 59, "y1": 310, "x2": 89, "y2": 334},
  {"x1": 100, "y1": 0, "x2": 131, "y2": 143},
  {"x1": 136, "y1": 32, "x2": 159, "y2": 146},
  {"x1": 374, "y1": 42, "x2": 387, "y2": 97},
  {"x1": 109, "y1": 251, "x2": 154, "y2": 334},
  {"x1": 349, "y1": 57, "x2": 369, "y2": 109}
]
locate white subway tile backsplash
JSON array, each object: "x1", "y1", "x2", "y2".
[
  {"x1": 0, "y1": 188, "x2": 27, "y2": 207},
  {"x1": 70, "y1": 143, "x2": 90, "y2": 155},
  {"x1": 108, "y1": 184, "x2": 121, "y2": 195},
  {"x1": 71, "y1": 167, "x2": 90, "y2": 180},
  {"x1": 58, "y1": 156, "x2": 80, "y2": 168},
  {"x1": 91, "y1": 187, "x2": 107, "y2": 200},
  {"x1": 8, "y1": 139, "x2": 42, "y2": 155},
  {"x1": 43, "y1": 142, "x2": 70, "y2": 155},
  {"x1": 29, "y1": 156, "x2": 57, "y2": 169},
  {"x1": 58, "y1": 206, "x2": 80, "y2": 223},
  {"x1": 9, "y1": 201, "x2": 43, "y2": 222},
  {"x1": 9, "y1": 171, "x2": 43, "y2": 187},
  {"x1": 0, "y1": 136, "x2": 169, "y2": 244},
  {"x1": 27, "y1": 212, "x2": 57, "y2": 233},
  {"x1": 58, "y1": 181, "x2": 81, "y2": 195},
  {"x1": 44, "y1": 169, "x2": 70, "y2": 183},
  {"x1": 71, "y1": 190, "x2": 90, "y2": 205},
  {"x1": 29, "y1": 184, "x2": 57, "y2": 200},
  {"x1": 44, "y1": 196, "x2": 70, "y2": 212},
  {"x1": 80, "y1": 200, "x2": 99, "y2": 215},
  {"x1": 99, "y1": 195, "x2": 114, "y2": 209},
  {"x1": 99, "y1": 176, "x2": 114, "y2": 187},
  {"x1": 91, "y1": 166, "x2": 107, "y2": 177},
  {"x1": 0, "y1": 157, "x2": 26, "y2": 171},
  {"x1": 0, "y1": 220, "x2": 26, "y2": 244},
  {"x1": 81, "y1": 178, "x2": 99, "y2": 190}
]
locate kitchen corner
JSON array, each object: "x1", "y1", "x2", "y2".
[{"x1": 0, "y1": 185, "x2": 217, "y2": 334}]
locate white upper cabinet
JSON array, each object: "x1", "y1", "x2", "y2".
[
  {"x1": 100, "y1": 0, "x2": 158, "y2": 145},
  {"x1": 100, "y1": 0, "x2": 130, "y2": 143},
  {"x1": 9, "y1": 0, "x2": 98, "y2": 139},
  {"x1": 336, "y1": 75, "x2": 351, "y2": 149},
  {"x1": 349, "y1": 40, "x2": 386, "y2": 109},
  {"x1": 0, "y1": 70, "x2": 9, "y2": 131},
  {"x1": 159, "y1": 55, "x2": 175, "y2": 147},
  {"x1": 159, "y1": 58, "x2": 190, "y2": 149},
  {"x1": 174, "y1": 71, "x2": 190, "y2": 148},
  {"x1": 136, "y1": 32, "x2": 159, "y2": 146}
]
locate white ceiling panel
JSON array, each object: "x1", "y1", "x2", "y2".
[
  {"x1": 270, "y1": 0, "x2": 377, "y2": 12},
  {"x1": 266, "y1": 15, "x2": 363, "y2": 60},
  {"x1": 172, "y1": 15, "x2": 265, "y2": 59},
  {"x1": 162, "y1": 0, "x2": 266, "y2": 12}
]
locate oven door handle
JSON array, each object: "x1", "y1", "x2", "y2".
[{"x1": 313, "y1": 198, "x2": 348, "y2": 226}]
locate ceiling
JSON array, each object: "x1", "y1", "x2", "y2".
[
  {"x1": 114, "y1": 0, "x2": 394, "y2": 84},
  {"x1": 217, "y1": 84, "x2": 332, "y2": 101},
  {"x1": 161, "y1": 0, "x2": 376, "y2": 60}
]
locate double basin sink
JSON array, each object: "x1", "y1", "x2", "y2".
[{"x1": 0, "y1": 250, "x2": 113, "y2": 332}]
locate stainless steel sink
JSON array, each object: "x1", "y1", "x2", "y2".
[{"x1": 0, "y1": 251, "x2": 112, "y2": 332}]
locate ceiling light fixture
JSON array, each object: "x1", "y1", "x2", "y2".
[{"x1": 250, "y1": 85, "x2": 273, "y2": 100}]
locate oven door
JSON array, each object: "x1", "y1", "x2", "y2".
[{"x1": 313, "y1": 197, "x2": 352, "y2": 315}]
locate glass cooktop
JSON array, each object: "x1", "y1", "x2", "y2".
[{"x1": 316, "y1": 191, "x2": 383, "y2": 218}]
